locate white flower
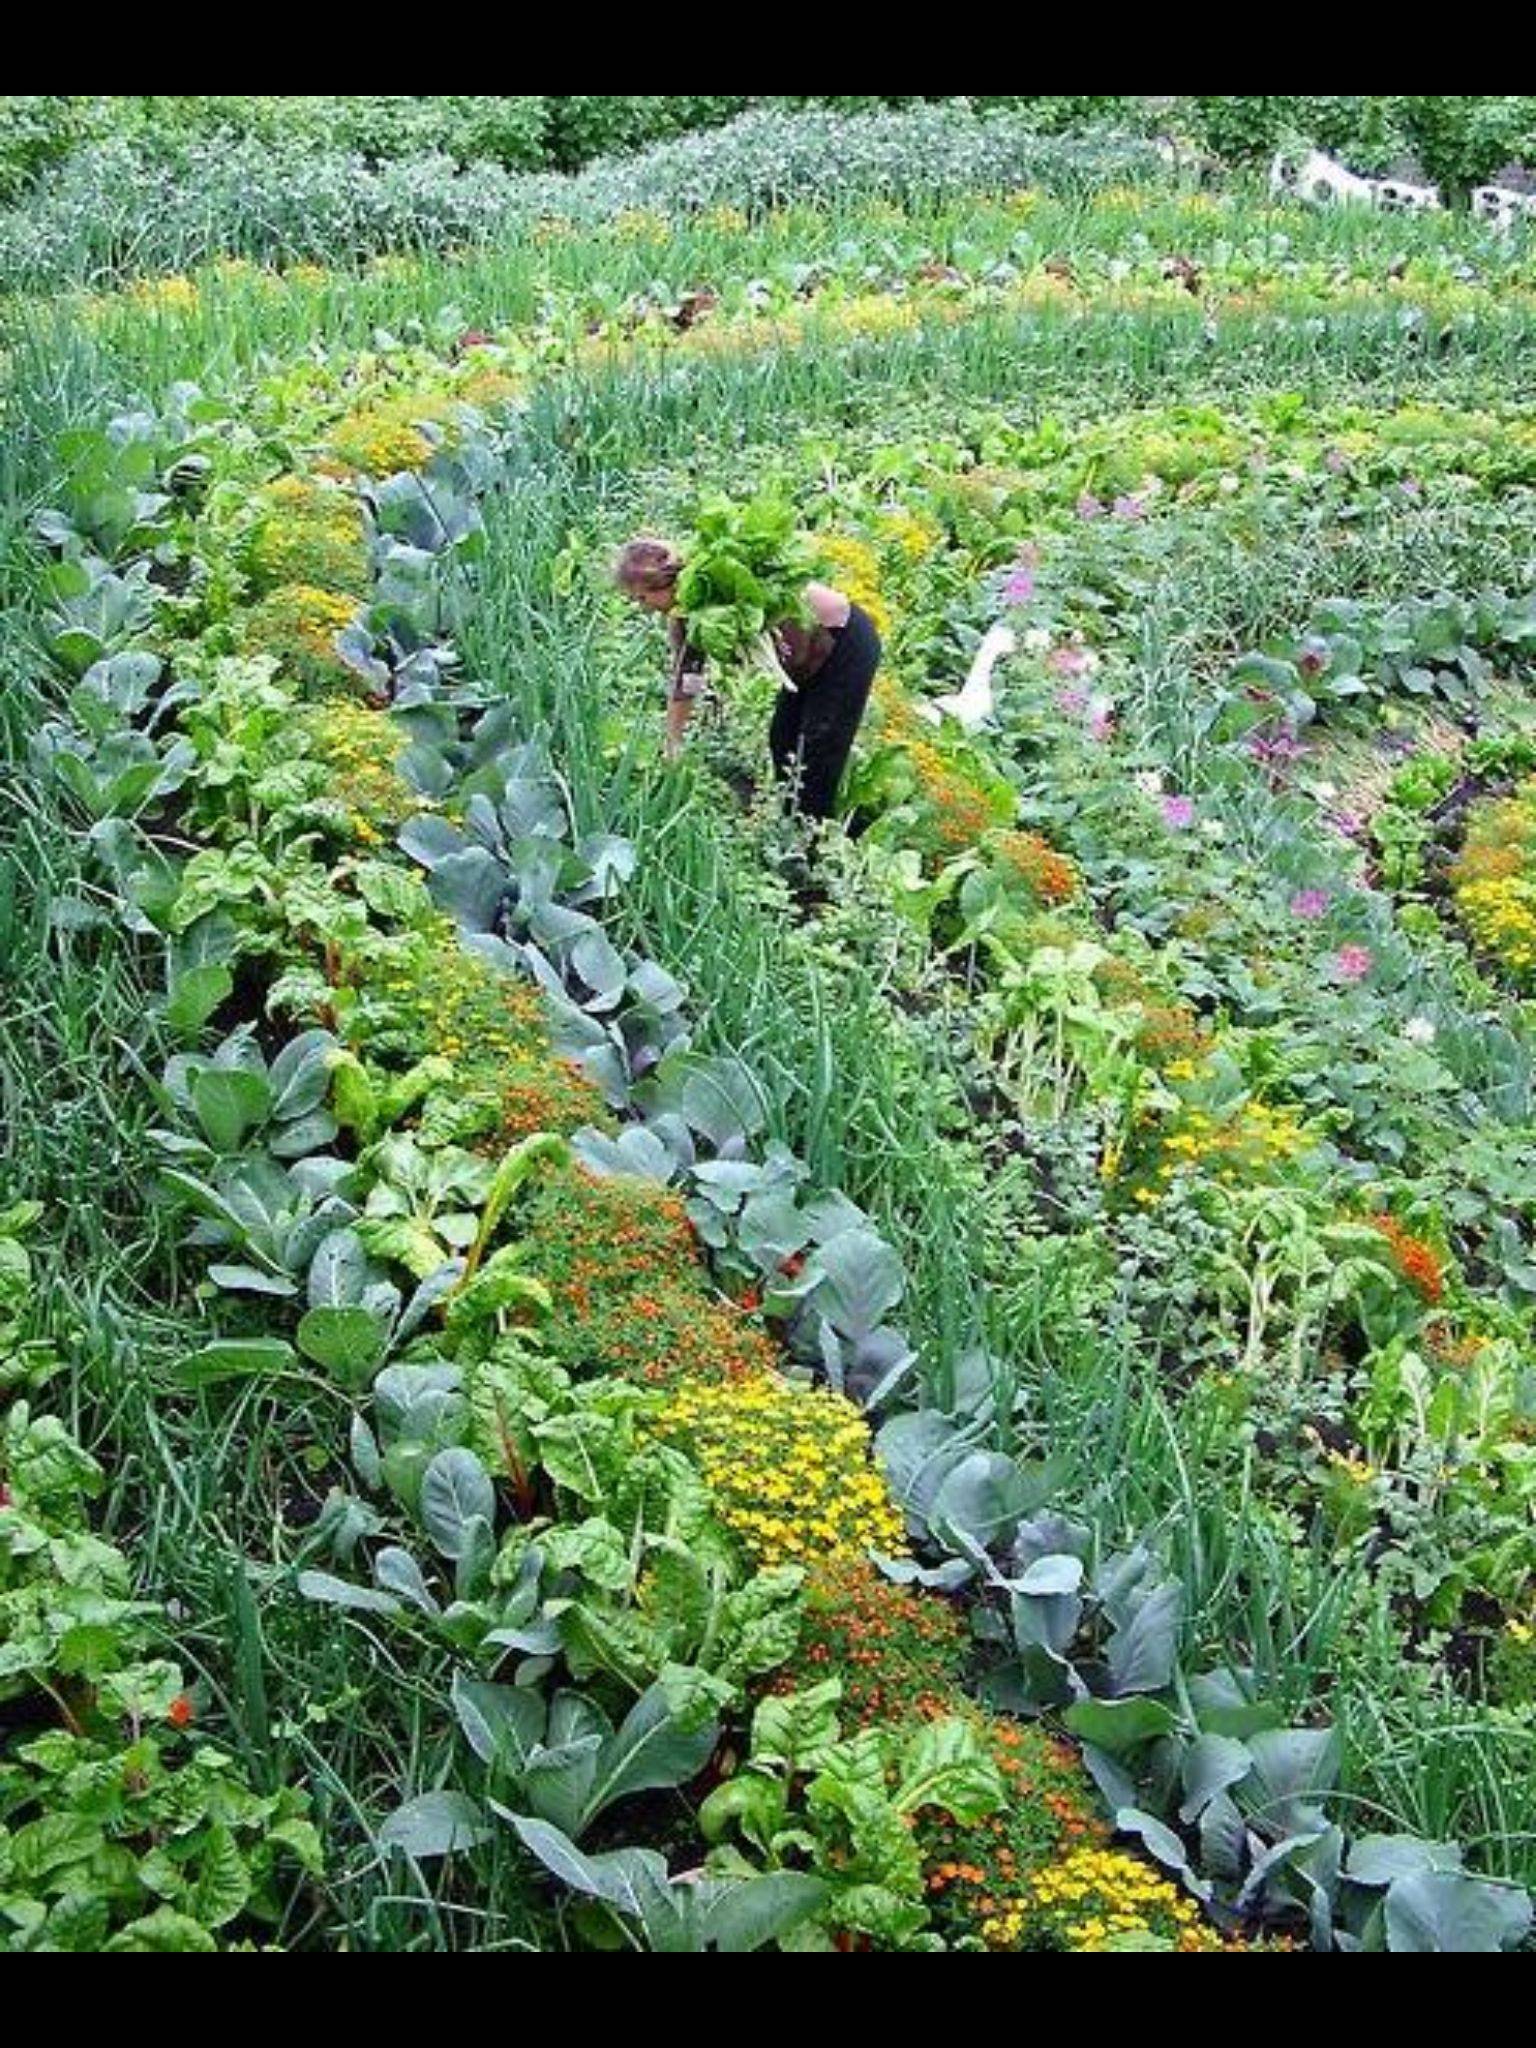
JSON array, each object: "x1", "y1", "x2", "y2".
[
  {"x1": 1404, "y1": 1018, "x2": 1439, "y2": 1048},
  {"x1": 1136, "y1": 772, "x2": 1166, "y2": 797},
  {"x1": 1023, "y1": 627, "x2": 1055, "y2": 656}
]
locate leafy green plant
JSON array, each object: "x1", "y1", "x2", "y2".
[
  {"x1": 700, "y1": 1684, "x2": 1006, "y2": 1950},
  {"x1": 675, "y1": 495, "x2": 820, "y2": 676}
]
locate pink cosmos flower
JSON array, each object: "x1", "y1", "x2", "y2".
[
  {"x1": 1114, "y1": 494, "x2": 1150, "y2": 522},
  {"x1": 1048, "y1": 646, "x2": 1096, "y2": 681},
  {"x1": 1291, "y1": 890, "x2": 1331, "y2": 922},
  {"x1": 1089, "y1": 704, "x2": 1118, "y2": 744},
  {"x1": 1056, "y1": 687, "x2": 1090, "y2": 718},
  {"x1": 1163, "y1": 796, "x2": 1197, "y2": 831},
  {"x1": 1336, "y1": 946, "x2": 1375, "y2": 985}
]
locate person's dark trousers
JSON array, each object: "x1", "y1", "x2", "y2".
[{"x1": 769, "y1": 607, "x2": 882, "y2": 822}]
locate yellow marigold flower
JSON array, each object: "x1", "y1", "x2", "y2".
[{"x1": 649, "y1": 1377, "x2": 907, "y2": 1570}]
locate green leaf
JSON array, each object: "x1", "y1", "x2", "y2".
[
  {"x1": 702, "y1": 1874, "x2": 830, "y2": 1954},
  {"x1": 421, "y1": 1449, "x2": 497, "y2": 1562},
  {"x1": 192, "y1": 1068, "x2": 271, "y2": 1154},
  {"x1": 177, "y1": 1338, "x2": 298, "y2": 1388},
  {"x1": 297, "y1": 1307, "x2": 390, "y2": 1389},
  {"x1": 454, "y1": 1676, "x2": 546, "y2": 1775},
  {"x1": 380, "y1": 1794, "x2": 493, "y2": 1862},
  {"x1": 932, "y1": 1453, "x2": 1036, "y2": 1549},
  {"x1": 584, "y1": 1684, "x2": 719, "y2": 1826},
  {"x1": 9, "y1": 1813, "x2": 101, "y2": 1885},
  {"x1": 165, "y1": 963, "x2": 233, "y2": 1038},
  {"x1": 99, "y1": 1660, "x2": 184, "y2": 1721},
  {"x1": 751, "y1": 1682, "x2": 844, "y2": 1777},
  {"x1": 297, "y1": 1573, "x2": 404, "y2": 1619},
  {"x1": 505, "y1": 1818, "x2": 684, "y2": 1941},
  {"x1": 40, "y1": 1893, "x2": 112, "y2": 1953},
  {"x1": 1180, "y1": 1735, "x2": 1255, "y2": 1824},
  {"x1": 107, "y1": 1910, "x2": 220, "y2": 1954},
  {"x1": 269, "y1": 1030, "x2": 337, "y2": 1121},
  {"x1": 1386, "y1": 1871, "x2": 1533, "y2": 1955},
  {"x1": 1347, "y1": 1837, "x2": 1463, "y2": 1890},
  {"x1": 188, "y1": 1825, "x2": 253, "y2": 1930},
  {"x1": 895, "y1": 1719, "x2": 1006, "y2": 1825},
  {"x1": 1107, "y1": 1582, "x2": 1183, "y2": 1698},
  {"x1": 1066, "y1": 1697, "x2": 1180, "y2": 1759}
]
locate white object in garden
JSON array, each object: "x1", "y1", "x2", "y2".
[
  {"x1": 1270, "y1": 150, "x2": 1380, "y2": 209},
  {"x1": 1474, "y1": 184, "x2": 1536, "y2": 230},
  {"x1": 1374, "y1": 176, "x2": 1442, "y2": 214},
  {"x1": 922, "y1": 624, "x2": 1018, "y2": 733},
  {"x1": 1271, "y1": 149, "x2": 1444, "y2": 214}
]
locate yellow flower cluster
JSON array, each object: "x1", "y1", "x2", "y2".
[
  {"x1": 1133, "y1": 1099, "x2": 1313, "y2": 1206},
  {"x1": 1453, "y1": 788, "x2": 1536, "y2": 988},
  {"x1": 297, "y1": 702, "x2": 415, "y2": 843},
  {"x1": 244, "y1": 585, "x2": 361, "y2": 697},
  {"x1": 817, "y1": 533, "x2": 894, "y2": 639},
  {"x1": 877, "y1": 509, "x2": 942, "y2": 565},
  {"x1": 613, "y1": 208, "x2": 670, "y2": 244},
  {"x1": 991, "y1": 1850, "x2": 1226, "y2": 1954},
  {"x1": 322, "y1": 402, "x2": 440, "y2": 480},
  {"x1": 1326, "y1": 1449, "x2": 1380, "y2": 1488},
  {"x1": 248, "y1": 475, "x2": 371, "y2": 598},
  {"x1": 651, "y1": 1377, "x2": 908, "y2": 1571},
  {"x1": 832, "y1": 294, "x2": 925, "y2": 341},
  {"x1": 453, "y1": 364, "x2": 525, "y2": 416},
  {"x1": 125, "y1": 273, "x2": 201, "y2": 314}
]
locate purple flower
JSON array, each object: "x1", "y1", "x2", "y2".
[
  {"x1": 1114, "y1": 494, "x2": 1150, "y2": 523},
  {"x1": 1330, "y1": 809, "x2": 1368, "y2": 845},
  {"x1": 1048, "y1": 646, "x2": 1095, "y2": 680},
  {"x1": 1291, "y1": 890, "x2": 1331, "y2": 922},
  {"x1": 1162, "y1": 796, "x2": 1197, "y2": 832},
  {"x1": 1325, "y1": 449, "x2": 1349, "y2": 476},
  {"x1": 1003, "y1": 544, "x2": 1041, "y2": 608},
  {"x1": 1089, "y1": 709, "x2": 1117, "y2": 744},
  {"x1": 1401, "y1": 477, "x2": 1424, "y2": 500},
  {"x1": 1077, "y1": 493, "x2": 1106, "y2": 522},
  {"x1": 1250, "y1": 734, "x2": 1307, "y2": 778},
  {"x1": 1056, "y1": 687, "x2": 1090, "y2": 718},
  {"x1": 1336, "y1": 945, "x2": 1375, "y2": 986}
]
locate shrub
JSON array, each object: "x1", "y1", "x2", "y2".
[{"x1": 0, "y1": 96, "x2": 88, "y2": 203}]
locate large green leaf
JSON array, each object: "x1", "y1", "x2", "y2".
[
  {"x1": 381, "y1": 1794, "x2": 493, "y2": 1862},
  {"x1": 421, "y1": 1449, "x2": 497, "y2": 1562},
  {"x1": 296, "y1": 1307, "x2": 390, "y2": 1389},
  {"x1": 192, "y1": 1067, "x2": 271, "y2": 1154},
  {"x1": 1386, "y1": 1872, "x2": 1533, "y2": 1955},
  {"x1": 454, "y1": 1676, "x2": 546, "y2": 1775},
  {"x1": 584, "y1": 1684, "x2": 719, "y2": 1826}
]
